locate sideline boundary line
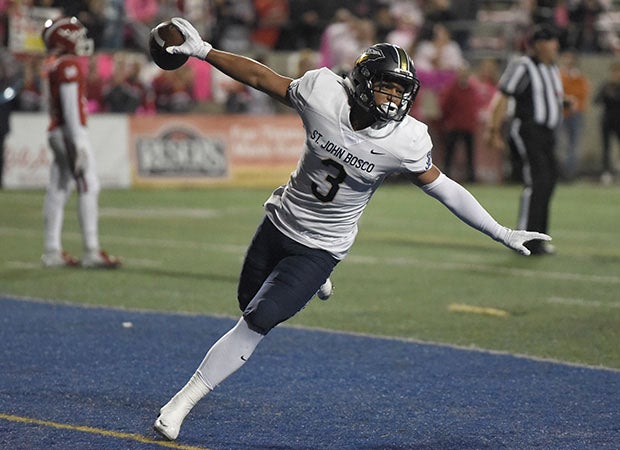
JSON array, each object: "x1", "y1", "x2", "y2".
[
  {"x1": 0, "y1": 413, "x2": 208, "y2": 450},
  {"x1": 2, "y1": 293, "x2": 619, "y2": 374}
]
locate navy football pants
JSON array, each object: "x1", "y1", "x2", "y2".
[{"x1": 238, "y1": 216, "x2": 339, "y2": 335}]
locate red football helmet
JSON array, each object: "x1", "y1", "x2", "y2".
[{"x1": 42, "y1": 16, "x2": 94, "y2": 56}]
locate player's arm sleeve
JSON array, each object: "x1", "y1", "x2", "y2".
[
  {"x1": 59, "y1": 82, "x2": 85, "y2": 146},
  {"x1": 420, "y1": 172, "x2": 508, "y2": 242}
]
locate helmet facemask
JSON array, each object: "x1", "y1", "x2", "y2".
[
  {"x1": 349, "y1": 44, "x2": 420, "y2": 122},
  {"x1": 371, "y1": 72, "x2": 417, "y2": 121},
  {"x1": 43, "y1": 17, "x2": 94, "y2": 56}
]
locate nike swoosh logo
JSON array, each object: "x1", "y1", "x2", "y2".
[
  {"x1": 370, "y1": 150, "x2": 385, "y2": 155},
  {"x1": 241, "y1": 355, "x2": 248, "y2": 361}
]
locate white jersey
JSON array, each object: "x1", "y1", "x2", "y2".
[{"x1": 264, "y1": 68, "x2": 433, "y2": 260}]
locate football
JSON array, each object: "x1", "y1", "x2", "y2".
[{"x1": 149, "y1": 21, "x2": 188, "y2": 70}]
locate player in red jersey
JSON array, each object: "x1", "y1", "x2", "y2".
[{"x1": 41, "y1": 17, "x2": 121, "y2": 268}]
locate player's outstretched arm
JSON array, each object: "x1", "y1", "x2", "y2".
[
  {"x1": 166, "y1": 17, "x2": 292, "y2": 104},
  {"x1": 412, "y1": 166, "x2": 551, "y2": 256}
]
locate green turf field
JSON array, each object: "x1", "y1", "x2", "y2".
[{"x1": 1, "y1": 182, "x2": 619, "y2": 369}]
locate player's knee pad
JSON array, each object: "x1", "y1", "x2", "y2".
[{"x1": 242, "y1": 298, "x2": 282, "y2": 335}]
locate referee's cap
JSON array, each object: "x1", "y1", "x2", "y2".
[{"x1": 529, "y1": 24, "x2": 559, "y2": 44}]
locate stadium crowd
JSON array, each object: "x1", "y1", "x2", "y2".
[
  {"x1": 1, "y1": 0, "x2": 620, "y2": 183},
  {"x1": 1, "y1": 0, "x2": 619, "y2": 115}
]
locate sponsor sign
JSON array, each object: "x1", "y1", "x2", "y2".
[
  {"x1": 9, "y1": 7, "x2": 61, "y2": 54},
  {"x1": 136, "y1": 127, "x2": 227, "y2": 178},
  {"x1": 4, "y1": 113, "x2": 130, "y2": 189},
  {"x1": 129, "y1": 115, "x2": 305, "y2": 187}
]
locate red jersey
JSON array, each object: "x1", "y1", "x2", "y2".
[
  {"x1": 438, "y1": 77, "x2": 485, "y2": 133},
  {"x1": 46, "y1": 55, "x2": 88, "y2": 131}
]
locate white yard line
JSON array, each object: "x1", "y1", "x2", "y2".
[
  {"x1": 346, "y1": 254, "x2": 620, "y2": 285},
  {"x1": 2, "y1": 226, "x2": 620, "y2": 285},
  {"x1": 547, "y1": 297, "x2": 620, "y2": 309},
  {"x1": 98, "y1": 207, "x2": 222, "y2": 219}
]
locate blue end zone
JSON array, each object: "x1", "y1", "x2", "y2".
[{"x1": 1, "y1": 296, "x2": 619, "y2": 449}]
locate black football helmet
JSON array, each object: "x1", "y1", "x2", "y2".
[{"x1": 349, "y1": 43, "x2": 420, "y2": 122}]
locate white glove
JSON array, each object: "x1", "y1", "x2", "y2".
[
  {"x1": 495, "y1": 227, "x2": 552, "y2": 256},
  {"x1": 67, "y1": 141, "x2": 88, "y2": 178},
  {"x1": 167, "y1": 17, "x2": 212, "y2": 60},
  {"x1": 73, "y1": 146, "x2": 88, "y2": 176}
]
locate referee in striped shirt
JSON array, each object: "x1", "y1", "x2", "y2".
[{"x1": 487, "y1": 24, "x2": 564, "y2": 255}]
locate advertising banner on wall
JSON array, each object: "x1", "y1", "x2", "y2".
[
  {"x1": 8, "y1": 7, "x2": 61, "y2": 54},
  {"x1": 129, "y1": 115, "x2": 305, "y2": 187},
  {"x1": 4, "y1": 114, "x2": 131, "y2": 189}
]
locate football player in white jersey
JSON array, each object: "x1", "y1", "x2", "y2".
[{"x1": 153, "y1": 18, "x2": 551, "y2": 441}]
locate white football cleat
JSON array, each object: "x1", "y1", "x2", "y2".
[
  {"x1": 316, "y1": 278, "x2": 333, "y2": 301},
  {"x1": 154, "y1": 402, "x2": 187, "y2": 441},
  {"x1": 82, "y1": 249, "x2": 122, "y2": 269},
  {"x1": 41, "y1": 250, "x2": 80, "y2": 268}
]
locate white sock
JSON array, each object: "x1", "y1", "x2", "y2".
[
  {"x1": 43, "y1": 182, "x2": 70, "y2": 253},
  {"x1": 78, "y1": 188, "x2": 100, "y2": 253},
  {"x1": 162, "y1": 317, "x2": 264, "y2": 417},
  {"x1": 197, "y1": 317, "x2": 264, "y2": 389},
  {"x1": 162, "y1": 371, "x2": 211, "y2": 416}
]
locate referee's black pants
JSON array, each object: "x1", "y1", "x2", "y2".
[{"x1": 508, "y1": 120, "x2": 558, "y2": 239}]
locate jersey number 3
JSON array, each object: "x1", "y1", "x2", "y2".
[{"x1": 312, "y1": 159, "x2": 347, "y2": 203}]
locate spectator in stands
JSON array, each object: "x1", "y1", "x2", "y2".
[
  {"x1": 277, "y1": 0, "x2": 325, "y2": 50},
  {"x1": 552, "y1": 0, "x2": 571, "y2": 49},
  {"x1": 222, "y1": 79, "x2": 277, "y2": 115},
  {"x1": 559, "y1": 51, "x2": 589, "y2": 180},
  {"x1": 125, "y1": 0, "x2": 158, "y2": 27},
  {"x1": 474, "y1": 57, "x2": 500, "y2": 109},
  {"x1": 222, "y1": 79, "x2": 250, "y2": 113},
  {"x1": 568, "y1": 0, "x2": 606, "y2": 52},
  {"x1": 385, "y1": 11, "x2": 421, "y2": 51},
  {"x1": 448, "y1": 0, "x2": 479, "y2": 50},
  {"x1": 531, "y1": 0, "x2": 558, "y2": 25},
  {"x1": 294, "y1": 49, "x2": 319, "y2": 78},
  {"x1": 320, "y1": 9, "x2": 373, "y2": 74},
  {"x1": 17, "y1": 56, "x2": 43, "y2": 112},
  {"x1": 222, "y1": 54, "x2": 278, "y2": 114},
  {"x1": 212, "y1": 0, "x2": 255, "y2": 53},
  {"x1": 103, "y1": 55, "x2": 148, "y2": 113},
  {"x1": 152, "y1": 71, "x2": 174, "y2": 112},
  {"x1": 594, "y1": 60, "x2": 620, "y2": 185},
  {"x1": 86, "y1": 55, "x2": 105, "y2": 113},
  {"x1": 413, "y1": 22, "x2": 464, "y2": 75},
  {"x1": 77, "y1": 0, "x2": 107, "y2": 49},
  {"x1": 438, "y1": 63, "x2": 485, "y2": 182},
  {"x1": 124, "y1": 0, "x2": 164, "y2": 51},
  {"x1": 389, "y1": 0, "x2": 423, "y2": 28},
  {"x1": 423, "y1": 0, "x2": 456, "y2": 26},
  {"x1": 412, "y1": 22, "x2": 464, "y2": 99},
  {"x1": 251, "y1": 0, "x2": 289, "y2": 51},
  {"x1": 166, "y1": 65, "x2": 196, "y2": 113},
  {"x1": 372, "y1": 4, "x2": 395, "y2": 43},
  {"x1": 102, "y1": 0, "x2": 125, "y2": 49}
]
